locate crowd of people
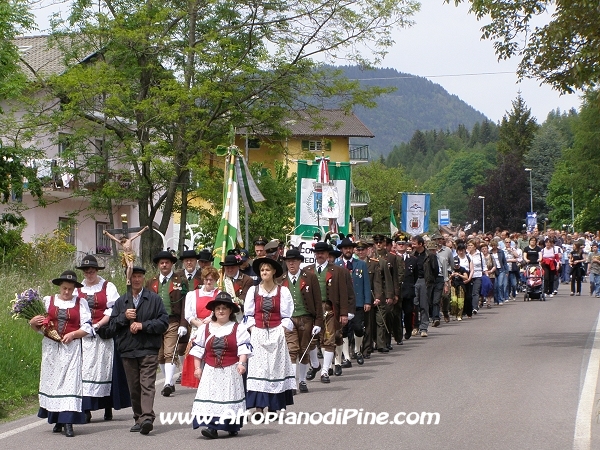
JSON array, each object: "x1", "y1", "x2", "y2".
[{"x1": 28, "y1": 227, "x2": 600, "y2": 439}]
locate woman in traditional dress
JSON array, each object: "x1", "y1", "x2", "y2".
[
  {"x1": 190, "y1": 292, "x2": 251, "y2": 439},
  {"x1": 181, "y1": 267, "x2": 221, "y2": 388},
  {"x1": 76, "y1": 255, "x2": 130, "y2": 422},
  {"x1": 244, "y1": 257, "x2": 295, "y2": 413},
  {"x1": 29, "y1": 270, "x2": 93, "y2": 437}
]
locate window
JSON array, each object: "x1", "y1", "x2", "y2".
[
  {"x1": 247, "y1": 138, "x2": 260, "y2": 149},
  {"x1": 96, "y1": 222, "x2": 111, "y2": 254},
  {"x1": 58, "y1": 133, "x2": 71, "y2": 156},
  {"x1": 301, "y1": 140, "x2": 331, "y2": 152},
  {"x1": 58, "y1": 217, "x2": 76, "y2": 246}
]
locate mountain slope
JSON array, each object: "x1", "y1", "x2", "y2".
[{"x1": 339, "y1": 66, "x2": 489, "y2": 157}]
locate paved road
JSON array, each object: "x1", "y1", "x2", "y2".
[{"x1": 2, "y1": 284, "x2": 600, "y2": 450}]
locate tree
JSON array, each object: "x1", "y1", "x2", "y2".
[
  {"x1": 468, "y1": 152, "x2": 529, "y2": 231},
  {"x1": 448, "y1": 1, "x2": 600, "y2": 93},
  {"x1": 0, "y1": 0, "x2": 34, "y2": 104},
  {"x1": 352, "y1": 162, "x2": 416, "y2": 232},
  {"x1": 497, "y1": 94, "x2": 538, "y2": 159},
  {"x1": 547, "y1": 91, "x2": 600, "y2": 231},
  {"x1": 11, "y1": 0, "x2": 420, "y2": 262}
]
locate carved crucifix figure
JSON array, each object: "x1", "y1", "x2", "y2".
[{"x1": 103, "y1": 225, "x2": 149, "y2": 284}]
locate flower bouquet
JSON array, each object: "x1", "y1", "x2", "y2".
[{"x1": 11, "y1": 288, "x2": 62, "y2": 342}]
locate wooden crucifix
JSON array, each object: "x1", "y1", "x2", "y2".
[{"x1": 103, "y1": 215, "x2": 149, "y2": 285}]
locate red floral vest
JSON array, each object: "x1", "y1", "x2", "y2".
[
  {"x1": 204, "y1": 323, "x2": 239, "y2": 368},
  {"x1": 48, "y1": 295, "x2": 81, "y2": 337},
  {"x1": 78, "y1": 281, "x2": 108, "y2": 324},
  {"x1": 254, "y1": 285, "x2": 282, "y2": 329}
]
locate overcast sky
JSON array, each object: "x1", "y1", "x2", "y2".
[{"x1": 30, "y1": 1, "x2": 581, "y2": 123}]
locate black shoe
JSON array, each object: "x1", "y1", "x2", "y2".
[
  {"x1": 140, "y1": 419, "x2": 153, "y2": 435},
  {"x1": 52, "y1": 423, "x2": 63, "y2": 433},
  {"x1": 306, "y1": 364, "x2": 321, "y2": 381},
  {"x1": 320, "y1": 374, "x2": 330, "y2": 384},
  {"x1": 130, "y1": 423, "x2": 141, "y2": 432},
  {"x1": 364, "y1": 352, "x2": 371, "y2": 359},
  {"x1": 85, "y1": 410, "x2": 92, "y2": 423},
  {"x1": 104, "y1": 408, "x2": 113, "y2": 421},
  {"x1": 404, "y1": 332, "x2": 411, "y2": 340},
  {"x1": 161, "y1": 384, "x2": 174, "y2": 397},
  {"x1": 334, "y1": 364, "x2": 342, "y2": 376},
  {"x1": 386, "y1": 344, "x2": 393, "y2": 351},
  {"x1": 292, "y1": 389, "x2": 297, "y2": 396},
  {"x1": 378, "y1": 348, "x2": 389, "y2": 353},
  {"x1": 341, "y1": 359, "x2": 352, "y2": 368},
  {"x1": 299, "y1": 381, "x2": 309, "y2": 393},
  {"x1": 201, "y1": 428, "x2": 219, "y2": 439},
  {"x1": 228, "y1": 431, "x2": 238, "y2": 436},
  {"x1": 64, "y1": 424, "x2": 74, "y2": 438},
  {"x1": 356, "y1": 352, "x2": 365, "y2": 365},
  {"x1": 317, "y1": 349, "x2": 323, "y2": 358},
  {"x1": 350, "y1": 351, "x2": 357, "y2": 359},
  {"x1": 328, "y1": 367, "x2": 333, "y2": 376}
]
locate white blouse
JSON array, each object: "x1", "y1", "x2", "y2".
[
  {"x1": 189, "y1": 321, "x2": 252, "y2": 360},
  {"x1": 77, "y1": 276, "x2": 119, "y2": 317},
  {"x1": 244, "y1": 284, "x2": 294, "y2": 331},
  {"x1": 43, "y1": 294, "x2": 94, "y2": 335}
]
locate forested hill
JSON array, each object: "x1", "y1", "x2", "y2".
[{"x1": 338, "y1": 66, "x2": 489, "y2": 157}]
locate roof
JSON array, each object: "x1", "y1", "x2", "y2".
[
  {"x1": 13, "y1": 35, "x2": 67, "y2": 79},
  {"x1": 282, "y1": 110, "x2": 374, "y2": 138},
  {"x1": 240, "y1": 109, "x2": 374, "y2": 138}
]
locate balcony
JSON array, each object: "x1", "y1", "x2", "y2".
[
  {"x1": 350, "y1": 182, "x2": 370, "y2": 207},
  {"x1": 349, "y1": 144, "x2": 369, "y2": 163}
]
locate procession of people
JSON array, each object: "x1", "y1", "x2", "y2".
[{"x1": 29, "y1": 226, "x2": 589, "y2": 439}]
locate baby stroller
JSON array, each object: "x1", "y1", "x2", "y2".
[{"x1": 524, "y1": 264, "x2": 545, "y2": 301}]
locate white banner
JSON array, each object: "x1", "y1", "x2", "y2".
[
  {"x1": 299, "y1": 178, "x2": 347, "y2": 227},
  {"x1": 406, "y1": 194, "x2": 426, "y2": 236}
]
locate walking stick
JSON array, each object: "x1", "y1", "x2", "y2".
[
  {"x1": 171, "y1": 332, "x2": 182, "y2": 366},
  {"x1": 299, "y1": 328, "x2": 320, "y2": 363},
  {"x1": 372, "y1": 289, "x2": 391, "y2": 335}
]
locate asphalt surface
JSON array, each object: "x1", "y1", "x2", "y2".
[{"x1": 2, "y1": 283, "x2": 600, "y2": 450}]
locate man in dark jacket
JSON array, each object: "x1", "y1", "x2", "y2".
[{"x1": 108, "y1": 267, "x2": 169, "y2": 435}]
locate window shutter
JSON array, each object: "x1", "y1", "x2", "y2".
[
  {"x1": 326, "y1": 140, "x2": 332, "y2": 151},
  {"x1": 301, "y1": 140, "x2": 309, "y2": 151}
]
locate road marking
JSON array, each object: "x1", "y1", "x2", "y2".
[
  {"x1": 0, "y1": 420, "x2": 46, "y2": 440},
  {"x1": 573, "y1": 309, "x2": 600, "y2": 450},
  {"x1": 0, "y1": 376, "x2": 166, "y2": 440}
]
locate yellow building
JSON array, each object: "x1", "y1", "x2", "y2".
[{"x1": 235, "y1": 109, "x2": 374, "y2": 171}]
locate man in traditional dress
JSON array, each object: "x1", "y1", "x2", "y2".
[
  {"x1": 304, "y1": 242, "x2": 351, "y2": 383},
  {"x1": 108, "y1": 267, "x2": 169, "y2": 435},
  {"x1": 372, "y1": 234, "x2": 399, "y2": 351},
  {"x1": 280, "y1": 248, "x2": 323, "y2": 393},
  {"x1": 335, "y1": 238, "x2": 371, "y2": 366},
  {"x1": 220, "y1": 253, "x2": 254, "y2": 315},
  {"x1": 145, "y1": 250, "x2": 188, "y2": 397},
  {"x1": 197, "y1": 249, "x2": 214, "y2": 273}
]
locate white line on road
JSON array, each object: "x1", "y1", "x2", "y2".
[
  {"x1": 0, "y1": 375, "x2": 167, "y2": 441},
  {"x1": 573, "y1": 309, "x2": 600, "y2": 450},
  {"x1": 0, "y1": 419, "x2": 45, "y2": 441}
]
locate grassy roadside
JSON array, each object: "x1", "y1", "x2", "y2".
[{"x1": 0, "y1": 245, "x2": 128, "y2": 421}]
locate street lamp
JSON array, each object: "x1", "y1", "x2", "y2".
[
  {"x1": 525, "y1": 168, "x2": 533, "y2": 212},
  {"x1": 478, "y1": 196, "x2": 485, "y2": 234}
]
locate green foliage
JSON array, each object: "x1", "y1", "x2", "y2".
[
  {"x1": 448, "y1": 1, "x2": 600, "y2": 93},
  {"x1": 497, "y1": 94, "x2": 538, "y2": 158},
  {"x1": 0, "y1": 213, "x2": 25, "y2": 263},
  {"x1": 547, "y1": 91, "x2": 600, "y2": 231},
  {"x1": 245, "y1": 161, "x2": 296, "y2": 243},
  {"x1": 0, "y1": 0, "x2": 34, "y2": 103},
  {"x1": 352, "y1": 162, "x2": 416, "y2": 232},
  {"x1": 27, "y1": 1, "x2": 419, "y2": 261},
  {"x1": 11, "y1": 229, "x2": 77, "y2": 271}
]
